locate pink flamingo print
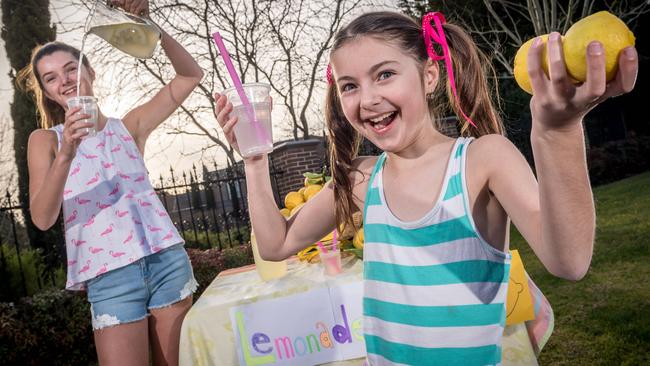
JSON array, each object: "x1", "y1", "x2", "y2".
[
  {"x1": 128, "y1": 257, "x2": 134, "y2": 263},
  {"x1": 101, "y1": 161, "x2": 114, "y2": 169},
  {"x1": 155, "y1": 209, "x2": 168, "y2": 217},
  {"x1": 134, "y1": 175, "x2": 145, "y2": 182},
  {"x1": 115, "y1": 209, "x2": 129, "y2": 218},
  {"x1": 161, "y1": 230, "x2": 174, "y2": 241},
  {"x1": 72, "y1": 238, "x2": 87, "y2": 247},
  {"x1": 96, "y1": 140, "x2": 106, "y2": 149},
  {"x1": 106, "y1": 130, "x2": 115, "y2": 137},
  {"x1": 149, "y1": 191, "x2": 157, "y2": 196},
  {"x1": 65, "y1": 210, "x2": 78, "y2": 224},
  {"x1": 96, "y1": 263, "x2": 108, "y2": 276},
  {"x1": 152, "y1": 246, "x2": 163, "y2": 253},
  {"x1": 96, "y1": 201, "x2": 111, "y2": 209},
  {"x1": 100, "y1": 224, "x2": 114, "y2": 237},
  {"x1": 125, "y1": 190, "x2": 135, "y2": 199},
  {"x1": 63, "y1": 189, "x2": 73, "y2": 196},
  {"x1": 82, "y1": 153, "x2": 98, "y2": 159},
  {"x1": 108, "y1": 183, "x2": 120, "y2": 196},
  {"x1": 126, "y1": 151, "x2": 138, "y2": 160},
  {"x1": 133, "y1": 218, "x2": 143, "y2": 225},
  {"x1": 123, "y1": 230, "x2": 134, "y2": 244},
  {"x1": 110, "y1": 144, "x2": 122, "y2": 153},
  {"x1": 67, "y1": 260, "x2": 77, "y2": 266},
  {"x1": 82, "y1": 215, "x2": 96, "y2": 228},
  {"x1": 78, "y1": 260, "x2": 91, "y2": 274},
  {"x1": 89, "y1": 246, "x2": 104, "y2": 254},
  {"x1": 109, "y1": 250, "x2": 126, "y2": 258},
  {"x1": 147, "y1": 225, "x2": 162, "y2": 232},
  {"x1": 69, "y1": 163, "x2": 81, "y2": 177},
  {"x1": 86, "y1": 173, "x2": 100, "y2": 186},
  {"x1": 117, "y1": 171, "x2": 131, "y2": 180},
  {"x1": 74, "y1": 197, "x2": 91, "y2": 205},
  {"x1": 138, "y1": 199, "x2": 152, "y2": 207},
  {"x1": 121, "y1": 134, "x2": 134, "y2": 142}
]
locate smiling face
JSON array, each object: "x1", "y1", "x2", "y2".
[
  {"x1": 330, "y1": 36, "x2": 439, "y2": 153},
  {"x1": 35, "y1": 50, "x2": 95, "y2": 110}
]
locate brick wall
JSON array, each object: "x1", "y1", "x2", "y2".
[{"x1": 270, "y1": 138, "x2": 328, "y2": 202}]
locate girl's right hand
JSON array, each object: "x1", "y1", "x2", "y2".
[
  {"x1": 59, "y1": 106, "x2": 93, "y2": 162},
  {"x1": 214, "y1": 92, "x2": 241, "y2": 154}
]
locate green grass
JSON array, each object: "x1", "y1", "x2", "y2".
[{"x1": 511, "y1": 172, "x2": 650, "y2": 365}]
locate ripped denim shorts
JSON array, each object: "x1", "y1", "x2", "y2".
[{"x1": 86, "y1": 244, "x2": 197, "y2": 330}]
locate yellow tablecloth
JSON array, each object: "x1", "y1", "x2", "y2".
[{"x1": 179, "y1": 255, "x2": 540, "y2": 366}]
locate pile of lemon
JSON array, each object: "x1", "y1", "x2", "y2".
[
  {"x1": 280, "y1": 170, "x2": 365, "y2": 262},
  {"x1": 514, "y1": 11, "x2": 635, "y2": 94}
]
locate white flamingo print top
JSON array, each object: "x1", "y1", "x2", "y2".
[{"x1": 52, "y1": 118, "x2": 184, "y2": 290}]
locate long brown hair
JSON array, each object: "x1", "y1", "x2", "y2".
[
  {"x1": 16, "y1": 42, "x2": 91, "y2": 129},
  {"x1": 326, "y1": 11, "x2": 504, "y2": 231}
]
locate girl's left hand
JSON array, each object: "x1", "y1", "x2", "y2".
[
  {"x1": 110, "y1": 0, "x2": 149, "y2": 17},
  {"x1": 528, "y1": 31, "x2": 638, "y2": 131}
]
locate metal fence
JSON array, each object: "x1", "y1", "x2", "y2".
[{"x1": 0, "y1": 159, "x2": 283, "y2": 299}]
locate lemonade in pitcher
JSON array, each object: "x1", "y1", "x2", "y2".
[
  {"x1": 88, "y1": 22, "x2": 161, "y2": 59},
  {"x1": 251, "y1": 232, "x2": 287, "y2": 281}
]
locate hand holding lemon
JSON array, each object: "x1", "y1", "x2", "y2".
[{"x1": 514, "y1": 11, "x2": 636, "y2": 95}]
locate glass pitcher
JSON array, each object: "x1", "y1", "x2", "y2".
[{"x1": 85, "y1": 1, "x2": 161, "y2": 59}]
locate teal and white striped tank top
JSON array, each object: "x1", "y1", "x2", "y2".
[{"x1": 362, "y1": 137, "x2": 511, "y2": 366}]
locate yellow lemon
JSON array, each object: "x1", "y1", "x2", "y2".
[
  {"x1": 279, "y1": 208, "x2": 291, "y2": 218},
  {"x1": 513, "y1": 35, "x2": 551, "y2": 95},
  {"x1": 563, "y1": 11, "x2": 635, "y2": 82},
  {"x1": 353, "y1": 228, "x2": 364, "y2": 249},
  {"x1": 284, "y1": 191, "x2": 304, "y2": 210},
  {"x1": 289, "y1": 202, "x2": 304, "y2": 217},
  {"x1": 303, "y1": 184, "x2": 322, "y2": 201}
]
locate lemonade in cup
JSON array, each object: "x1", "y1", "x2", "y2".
[{"x1": 223, "y1": 83, "x2": 273, "y2": 158}]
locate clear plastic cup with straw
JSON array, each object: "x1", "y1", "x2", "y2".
[
  {"x1": 213, "y1": 32, "x2": 273, "y2": 158},
  {"x1": 66, "y1": 96, "x2": 98, "y2": 138},
  {"x1": 317, "y1": 241, "x2": 342, "y2": 276},
  {"x1": 222, "y1": 83, "x2": 273, "y2": 157}
]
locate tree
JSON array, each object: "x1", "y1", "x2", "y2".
[
  {"x1": 56, "y1": 0, "x2": 384, "y2": 165},
  {"x1": 2, "y1": 0, "x2": 65, "y2": 282}
]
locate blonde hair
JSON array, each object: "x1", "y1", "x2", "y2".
[
  {"x1": 16, "y1": 42, "x2": 91, "y2": 129},
  {"x1": 326, "y1": 11, "x2": 504, "y2": 232}
]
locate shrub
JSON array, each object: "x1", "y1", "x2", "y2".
[
  {"x1": 0, "y1": 244, "x2": 66, "y2": 302},
  {"x1": 186, "y1": 243, "x2": 253, "y2": 298},
  {"x1": 588, "y1": 136, "x2": 650, "y2": 186},
  {"x1": 0, "y1": 289, "x2": 95, "y2": 365}
]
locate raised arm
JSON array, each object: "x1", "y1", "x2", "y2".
[
  {"x1": 487, "y1": 33, "x2": 637, "y2": 280},
  {"x1": 116, "y1": 0, "x2": 204, "y2": 150},
  {"x1": 28, "y1": 107, "x2": 94, "y2": 230}
]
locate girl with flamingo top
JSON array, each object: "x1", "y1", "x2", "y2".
[{"x1": 18, "y1": 0, "x2": 202, "y2": 364}]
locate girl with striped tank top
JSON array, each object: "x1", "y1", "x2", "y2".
[
  {"x1": 214, "y1": 11, "x2": 638, "y2": 366},
  {"x1": 19, "y1": 1, "x2": 203, "y2": 364}
]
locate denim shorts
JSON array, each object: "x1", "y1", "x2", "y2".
[{"x1": 86, "y1": 244, "x2": 197, "y2": 330}]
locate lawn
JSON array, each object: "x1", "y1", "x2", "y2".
[{"x1": 512, "y1": 172, "x2": 650, "y2": 365}]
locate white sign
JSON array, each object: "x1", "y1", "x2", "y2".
[{"x1": 230, "y1": 282, "x2": 366, "y2": 366}]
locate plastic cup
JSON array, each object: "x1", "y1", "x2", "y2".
[
  {"x1": 251, "y1": 232, "x2": 287, "y2": 281},
  {"x1": 317, "y1": 244, "x2": 342, "y2": 276},
  {"x1": 223, "y1": 83, "x2": 273, "y2": 158},
  {"x1": 66, "y1": 96, "x2": 98, "y2": 138}
]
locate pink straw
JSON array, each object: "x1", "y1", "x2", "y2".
[
  {"x1": 332, "y1": 229, "x2": 338, "y2": 251},
  {"x1": 212, "y1": 32, "x2": 269, "y2": 143},
  {"x1": 316, "y1": 241, "x2": 328, "y2": 254}
]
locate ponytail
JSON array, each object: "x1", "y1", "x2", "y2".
[
  {"x1": 325, "y1": 83, "x2": 362, "y2": 232},
  {"x1": 431, "y1": 23, "x2": 504, "y2": 137}
]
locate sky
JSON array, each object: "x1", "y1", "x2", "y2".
[{"x1": 0, "y1": 1, "x2": 297, "y2": 191}]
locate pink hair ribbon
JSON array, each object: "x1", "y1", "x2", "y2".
[
  {"x1": 422, "y1": 12, "x2": 477, "y2": 128},
  {"x1": 326, "y1": 64, "x2": 333, "y2": 85}
]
